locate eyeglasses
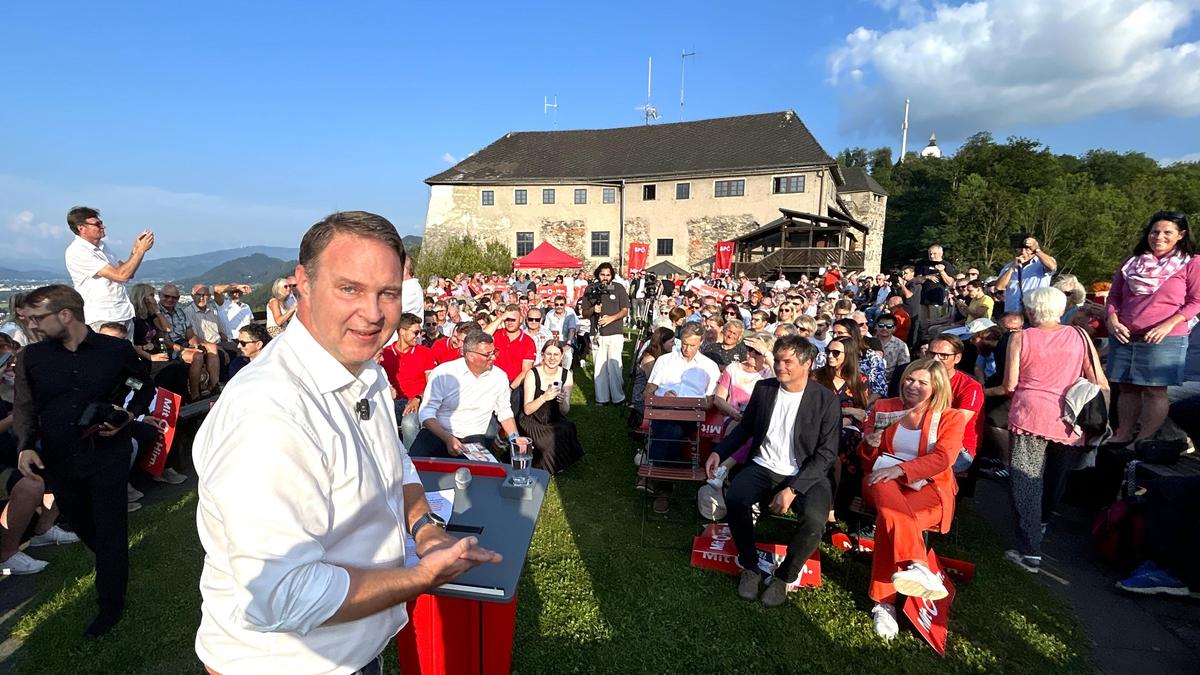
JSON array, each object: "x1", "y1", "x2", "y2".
[
  {"x1": 24, "y1": 311, "x2": 56, "y2": 324},
  {"x1": 856, "y1": 322, "x2": 868, "y2": 328},
  {"x1": 83, "y1": 219, "x2": 104, "y2": 228},
  {"x1": 930, "y1": 351, "x2": 958, "y2": 360},
  {"x1": 527, "y1": 318, "x2": 542, "y2": 323},
  {"x1": 554, "y1": 303, "x2": 565, "y2": 308},
  {"x1": 286, "y1": 284, "x2": 297, "y2": 289},
  {"x1": 469, "y1": 350, "x2": 497, "y2": 359},
  {"x1": 504, "y1": 318, "x2": 519, "y2": 323}
]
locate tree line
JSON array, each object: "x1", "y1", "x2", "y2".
[{"x1": 839, "y1": 135, "x2": 1200, "y2": 284}]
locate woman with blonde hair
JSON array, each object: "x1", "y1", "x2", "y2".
[
  {"x1": 265, "y1": 278, "x2": 296, "y2": 337},
  {"x1": 859, "y1": 358, "x2": 967, "y2": 640}
]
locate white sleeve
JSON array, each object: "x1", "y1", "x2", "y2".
[
  {"x1": 199, "y1": 414, "x2": 349, "y2": 636},
  {"x1": 417, "y1": 372, "x2": 441, "y2": 424},
  {"x1": 647, "y1": 357, "x2": 665, "y2": 386},
  {"x1": 65, "y1": 244, "x2": 106, "y2": 281}
]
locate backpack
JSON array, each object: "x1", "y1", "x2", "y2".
[{"x1": 1090, "y1": 460, "x2": 1145, "y2": 573}]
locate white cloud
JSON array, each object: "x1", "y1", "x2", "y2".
[
  {"x1": 3, "y1": 210, "x2": 66, "y2": 261},
  {"x1": 442, "y1": 152, "x2": 458, "y2": 164},
  {"x1": 830, "y1": 0, "x2": 1200, "y2": 138},
  {"x1": 1159, "y1": 151, "x2": 1200, "y2": 165}
]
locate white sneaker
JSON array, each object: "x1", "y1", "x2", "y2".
[
  {"x1": 1, "y1": 551, "x2": 49, "y2": 575},
  {"x1": 127, "y1": 483, "x2": 144, "y2": 502},
  {"x1": 871, "y1": 603, "x2": 899, "y2": 640},
  {"x1": 28, "y1": 525, "x2": 80, "y2": 547},
  {"x1": 127, "y1": 502, "x2": 143, "y2": 513},
  {"x1": 892, "y1": 562, "x2": 949, "y2": 600},
  {"x1": 153, "y1": 467, "x2": 188, "y2": 485}
]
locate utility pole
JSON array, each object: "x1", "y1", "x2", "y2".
[{"x1": 899, "y1": 98, "x2": 910, "y2": 163}]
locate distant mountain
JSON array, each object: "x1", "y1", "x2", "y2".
[
  {"x1": 178, "y1": 254, "x2": 297, "y2": 289},
  {"x1": 403, "y1": 235, "x2": 422, "y2": 249},
  {"x1": 0, "y1": 266, "x2": 63, "y2": 281},
  {"x1": 137, "y1": 246, "x2": 298, "y2": 281}
]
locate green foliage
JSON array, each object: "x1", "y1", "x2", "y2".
[
  {"x1": 848, "y1": 134, "x2": 1200, "y2": 284},
  {"x1": 415, "y1": 234, "x2": 513, "y2": 281}
]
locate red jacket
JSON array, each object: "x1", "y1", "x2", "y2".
[{"x1": 860, "y1": 397, "x2": 966, "y2": 534}]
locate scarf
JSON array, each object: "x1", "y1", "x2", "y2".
[{"x1": 1121, "y1": 251, "x2": 1190, "y2": 295}]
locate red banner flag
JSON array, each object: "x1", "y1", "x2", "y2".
[
  {"x1": 138, "y1": 387, "x2": 182, "y2": 478},
  {"x1": 627, "y1": 242, "x2": 649, "y2": 274},
  {"x1": 691, "y1": 523, "x2": 821, "y2": 589},
  {"x1": 903, "y1": 549, "x2": 956, "y2": 655},
  {"x1": 714, "y1": 241, "x2": 735, "y2": 275}
]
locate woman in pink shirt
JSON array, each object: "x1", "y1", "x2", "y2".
[
  {"x1": 1003, "y1": 287, "x2": 1107, "y2": 573},
  {"x1": 1106, "y1": 212, "x2": 1200, "y2": 445}
]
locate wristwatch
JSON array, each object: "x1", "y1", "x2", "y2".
[{"x1": 410, "y1": 511, "x2": 447, "y2": 540}]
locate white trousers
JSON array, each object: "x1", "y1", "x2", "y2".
[{"x1": 593, "y1": 333, "x2": 626, "y2": 404}]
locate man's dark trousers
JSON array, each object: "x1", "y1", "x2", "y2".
[
  {"x1": 46, "y1": 440, "x2": 131, "y2": 614},
  {"x1": 725, "y1": 462, "x2": 830, "y2": 583}
]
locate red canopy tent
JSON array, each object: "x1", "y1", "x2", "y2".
[{"x1": 512, "y1": 242, "x2": 583, "y2": 269}]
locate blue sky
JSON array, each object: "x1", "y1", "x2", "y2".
[{"x1": 2, "y1": 1, "x2": 1198, "y2": 269}]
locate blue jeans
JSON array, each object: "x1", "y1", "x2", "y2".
[{"x1": 393, "y1": 399, "x2": 421, "y2": 451}]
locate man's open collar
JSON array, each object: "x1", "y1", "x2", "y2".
[{"x1": 284, "y1": 319, "x2": 371, "y2": 395}]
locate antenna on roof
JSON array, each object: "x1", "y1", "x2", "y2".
[
  {"x1": 680, "y1": 49, "x2": 696, "y2": 121},
  {"x1": 544, "y1": 95, "x2": 558, "y2": 128},
  {"x1": 637, "y1": 57, "x2": 660, "y2": 125}
]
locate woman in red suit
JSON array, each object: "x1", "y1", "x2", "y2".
[{"x1": 859, "y1": 358, "x2": 967, "y2": 640}]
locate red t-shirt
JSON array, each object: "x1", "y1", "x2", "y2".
[
  {"x1": 949, "y1": 369, "x2": 983, "y2": 456},
  {"x1": 492, "y1": 330, "x2": 536, "y2": 383},
  {"x1": 892, "y1": 306, "x2": 912, "y2": 342},
  {"x1": 822, "y1": 268, "x2": 842, "y2": 293},
  {"x1": 379, "y1": 344, "x2": 435, "y2": 400},
  {"x1": 430, "y1": 336, "x2": 461, "y2": 366}
]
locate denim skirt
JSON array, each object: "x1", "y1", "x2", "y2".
[{"x1": 1105, "y1": 335, "x2": 1188, "y2": 387}]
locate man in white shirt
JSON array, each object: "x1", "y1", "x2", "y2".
[
  {"x1": 544, "y1": 295, "x2": 578, "y2": 369},
  {"x1": 773, "y1": 273, "x2": 791, "y2": 293},
  {"x1": 217, "y1": 286, "x2": 254, "y2": 337},
  {"x1": 402, "y1": 256, "x2": 424, "y2": 317},
  {"x1": 705, "y1": 335, "x2": 840, "y2": 608},
  {"x1": 62, "y1": 206, "x2": 154, "y2": 332},
  {"x1": 193, "y1": 211, "x2": 500, "y2": 674},
  {"x1": 410, "y1": 330, "x2": 519, "y2": 458},
  {"x1": 643, "y1": 323, "x2": 720, "y2": 509}
]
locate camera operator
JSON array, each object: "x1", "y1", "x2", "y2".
[
  {"x1": 995, "y1": 234, "x2": 1056, "y2": 313},
  {"x1": 583, "y1": 262, "x2": 631, "y2": 405},
  {"x1": 12, "y1": 284, "x2": 153, "y2": 638}
]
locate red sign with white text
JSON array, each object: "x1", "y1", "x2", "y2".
[
  {"x1": 714, "y1": 241, "x2": 734, "y2": 275},
  {"x1": 137, "y1": 387, "x2": 181, "y2": 478},
  {"x1": 627, "y1": 242, "x2": 649, "y2": 274},
  {"x1": 691, "y1": 523, "x2": 821, "y2": 589},
  {"x1": 903, "y1": 549, "x2": 956, "y2": 655}
]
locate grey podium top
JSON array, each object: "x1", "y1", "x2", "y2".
[{"x1": 415, "y1": 459, "x2": 550, "y2": 603}]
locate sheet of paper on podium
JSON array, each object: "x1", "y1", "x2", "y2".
[
  {"x1": 459, "y1": 443, "x2": 499, "y2": 463},
  {"x1": 403, "y1": 488, "x2": 456, "y2": 568}
]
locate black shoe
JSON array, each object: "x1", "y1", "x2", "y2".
[{"x1": 84, "y1": 608, "x2": 123, "y2": 639}]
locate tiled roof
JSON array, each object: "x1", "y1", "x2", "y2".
[
  {"x1": 837, "y1": 166, "x2": 888, "y2": 196},
  {"x1": 426, "y1": 111, "x2": 834, "y2": 184}
]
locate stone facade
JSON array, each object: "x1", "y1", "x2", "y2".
[
  {"x1": 840, "y1": 190, "x2": 888, "y2": 275},
  {"x1": 423, "y1": 169, "x2": 844, "y2": 272}
]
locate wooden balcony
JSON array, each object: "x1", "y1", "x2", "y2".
[{"x1": 733, "y1": 248, "x2": 864, "y2": 279}]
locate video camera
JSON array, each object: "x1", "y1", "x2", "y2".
[
  {"x1": 643, "y1": 271, "x2": 659, "y2": 297},
  {"x1": 1009, "y1": 232, "x2": 1033, "y2": 250},
  {"x1": 76, "y1": 376, "x2": 147, "y2": 431},
  {"x1": 585, "y1": 279, "x2": 607, "y2": 308}
]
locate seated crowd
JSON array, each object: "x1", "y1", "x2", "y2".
[{"x1": 3, "y1": 206, "x2": 1197, "y2": 645}]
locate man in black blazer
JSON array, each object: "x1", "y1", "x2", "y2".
[{"x1": 705, "y1": 335, "x2": 840, "y2": 607}]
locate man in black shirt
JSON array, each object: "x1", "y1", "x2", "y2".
[
  {"x1": 582, "y1": 263, "x2": 630, "y2": 405},
  {"x1": 914, "y1": 244, "x2": 956, "y2": 336},
  {"x1": 13, "y1": 284, "x2": 153, "y2": 638}
]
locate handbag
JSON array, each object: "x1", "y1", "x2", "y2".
[
  {"x1": 1090, "y1": 459, "x2": 1146, "y2": 573},
  {"x1": 1064, "y1": 326, "x2": 1110, "y2": 441}
]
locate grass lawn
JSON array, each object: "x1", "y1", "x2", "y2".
[{"x1": 8, "y1": 341, "x2": 1092, "y2": 674}]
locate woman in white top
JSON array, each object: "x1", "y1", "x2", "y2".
[{"x1": 266, "y1": 278, "x2": 296, "y2": 337}]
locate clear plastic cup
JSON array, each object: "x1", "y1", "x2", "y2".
[{"x1": 509, "y1": 437, "x2": 533, "y2": 487}]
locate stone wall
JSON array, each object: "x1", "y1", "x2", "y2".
[
  {"x1": 685, "y1": 214, "x2": 758, "y2": 267},
  {"x1": 841, "y1": 191, "x2": 888, "y2": 274}
]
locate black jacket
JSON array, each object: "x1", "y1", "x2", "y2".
[{"x1": 714, "y1": 378, "x2": 841, "y2": 494}]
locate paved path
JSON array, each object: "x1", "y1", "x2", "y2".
[{"x1": 972, "y1": 476, "x2": 1200, "y2": 674}]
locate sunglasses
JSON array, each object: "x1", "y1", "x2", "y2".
[
  {"x1": 235, "y1": 339, "x2": 259, "y2": 346},
  {"x1": 877, "y1": 323, "x2": 895, "y2": 330},
  {"x1": 527, "y1": 318, "x2": 542, "y2": 323},
  {"x1": 827, "y1": 349, "x2": 845, "y2": 357}
]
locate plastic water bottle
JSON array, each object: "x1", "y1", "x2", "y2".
[{"x1": 707, "y1": 464, "x2": 728, "y2": 489}]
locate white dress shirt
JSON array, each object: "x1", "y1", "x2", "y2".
[
  {"x1": 418, "y1": 358, "x2": 513, "y2": 438},
  {"x1": 402, "y1": 278, "x2": 424, "y2": 316},
  {"x1": 220, "y1": 300, "x2": 254, "y2": 336},
  {"x1": 647, "y1": 350, "x2": 720, "y2": 398},
  {"x1": 193, "y1": 319, "x2": 420, "y2": 674},
  {"x1": 64, "y1": 235, "x2": 135, "y2": 324}
]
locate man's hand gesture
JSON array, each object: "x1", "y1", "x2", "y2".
[
  {"x1": 769, "y1": 487, "x2": 797, "y2": 515},
  {"x1": 415, "y1": 535, "x2": 502, "y2": 587},
  {"x1": 17, "y1": 449, "x2": 43, "y2": 480}
]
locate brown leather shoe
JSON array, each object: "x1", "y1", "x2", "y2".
[
  {"x1": 761, "y1": 576, "x2": 789, "y2": 607},
  {"x1": 737, "y1": 570, "x2": 761, "y2": 601}
]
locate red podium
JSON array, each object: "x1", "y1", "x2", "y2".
[{"x1": 397, "y1": 459, "x2": 549, "y2": 674}]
